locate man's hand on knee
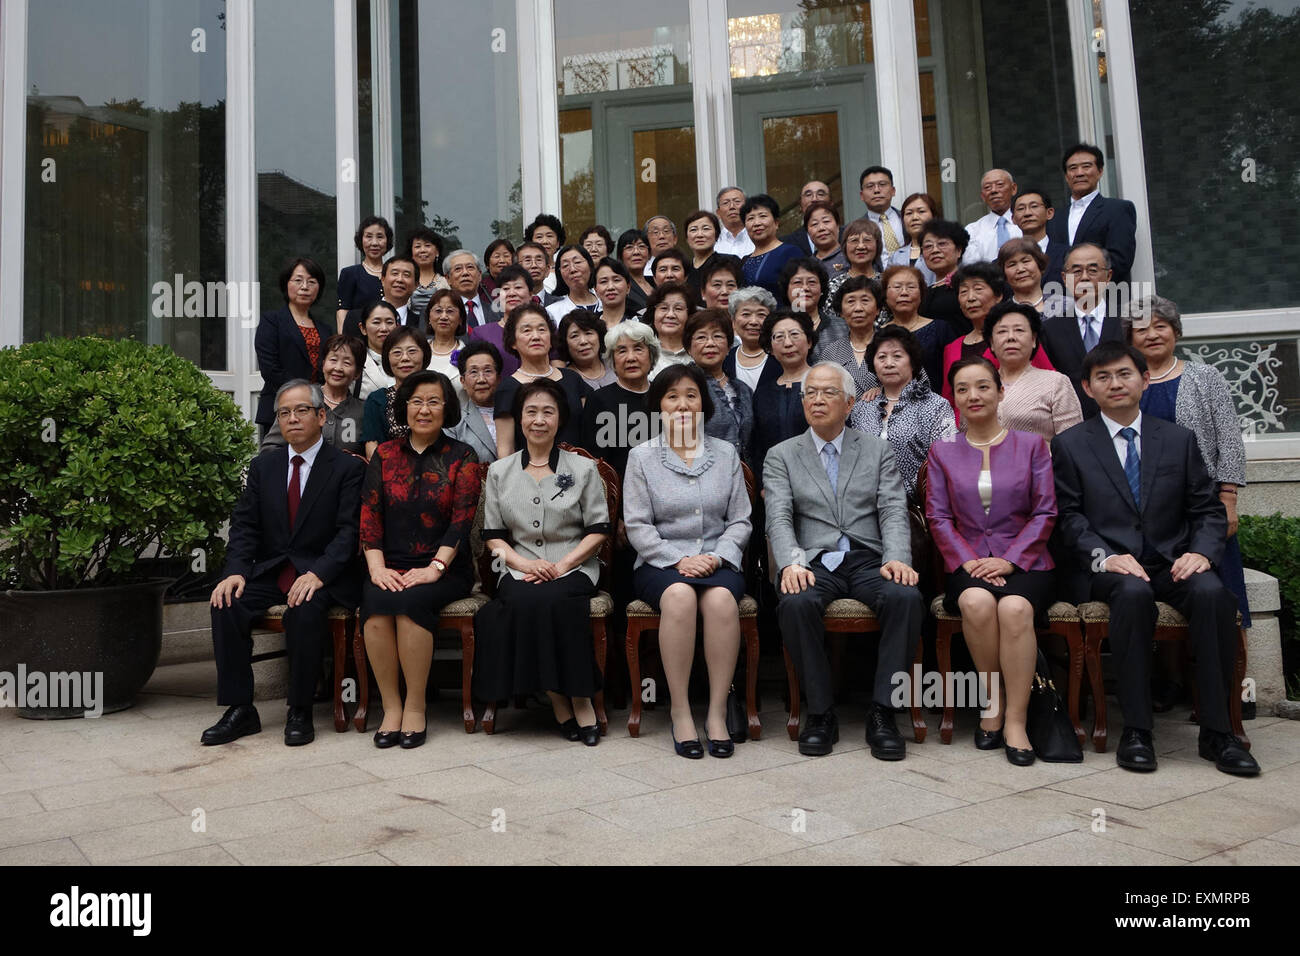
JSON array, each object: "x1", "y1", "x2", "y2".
[
  {"x1": 1170, "y1": 552, "x2": 1210, "y2": 582},
  {"x1": 781, "y1": 565, "x2": 816, "y2": 595},
  {"x1": 880, "y1": 560, "x2": 918, "y2": 587},
  {"x1": 210, "y1": 574, "x2": 246, "y2": 609},
  {"x1": 287, "y1": 571, "x2": 324, "y2": 608}
]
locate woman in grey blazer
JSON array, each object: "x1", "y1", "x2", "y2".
[
  {"x1": 624, "y1": 365, "x2": 752, "y2": 759},
  {"x1": 473, "y1": 379, "x2": 611, "y2": 746}
]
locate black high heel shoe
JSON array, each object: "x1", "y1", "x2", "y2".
[
  {"x1": 373, "y1": 730, "x2": 401, "y2": 749},
  {"x1": 558, "y1": 717, "x2": 581, "y2": 742},
  {"x1": 706, "y1": 736, "x2": 734, "y2": 758},
  {"x1": 1005, "y1": 744, "x2": 1036, "y2": 766},
  {"x1": 399, "y1": 729, "x2": 427, "y2": 749},
  {"x1": 579, "y1": 723, "x2": 600, "y2": 747},
  {"x1": 672, "y1": 728, "x2": 704, "y2": 759},
  {"x1": 974, "y1": 724, "x2": 1005, "y2": 751}
]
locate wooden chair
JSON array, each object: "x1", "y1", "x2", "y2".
[
  {"x1": 1078, "y1": 601, "x2": 1250, "y2": 753},
  {"x1": 253, "y1": 604, "x2": 357, "y2": 733},
  {"x1": 625, "y1": 461, "x2": 763, "y2": 740},
  {"x1": 480, "y1": 444, "x2": 619, "y2": 737}
]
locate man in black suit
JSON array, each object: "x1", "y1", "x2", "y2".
[
  {"x1": 444, "y1": 251, "x2": 496, "y2": 329},
  {"x1": 1011, "y1": 188, "x2": 1067, "y2": 287},
  {"x1": 204, "y1": 380, "x2": 365, "y2": 747},
  {"x1": 341, "y1": 255, "x2": 417, "y2": 339},
  {"x1": 1046, "y1": 143, "x2": 1137, "y2": 285},
  {"x1": 1039, "y1": 242, "x2": 1125, "y2": 416},
  {"x1": 778, "y1": 180, "x2": 830, "y2": 252},
  {"x1": 1051, "y1": 343, "x2": 1259, "y2": 776}
]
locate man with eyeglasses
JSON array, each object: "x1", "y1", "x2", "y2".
[
  {"x1": 1011, "y1": 188, "x2": 1067, "y2": 287},
  {"x1": 443, "y1": 251, "x2": 496, "y2": 329},
  {"x1": 1041, "y1": 242, "x2": 1125, "y2": 416},
  {"x1": 779, "y1": 180, "x2": 833, "y2": 253},
  {"x1": 713, "y1": 187, "x2": 755, "y2": 258},
  {"x1": 204, "y1": 379, "x2": 365, "y2": 748},
  {"x1": 642, "y1": 215, "x2": 679, "y2": 278},
  {"x1": 1046, "y1": 143, "x2": 1137, "y2": 285},
  {"x1": 859, "y1": 166, "x2": 904, "y2": 260},
  {"x1": 764, "y1": 362, "x2": 924, "y2": 760},
  {"x1": 962, "y1": 168, "x2": 1022, "y2": 265}
]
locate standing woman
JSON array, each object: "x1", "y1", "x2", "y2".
[
  {"x1": 820, "y1": 275, "x2": 884, "y2": 397},
  {"x1": 580, "y1": 225, "x2": 614, "y2": 262},
  {"x1": 557, "y1": 310, "x2": 617, "y2": 389},
  {"x1": 889, "y1": 193, "x2": 940, "y2": 284},
  {"x1": 825, "y1": 219, "x2": 885, "y2": 327},
  {"x1": 918, "y1": 219, "x2": 972, "y2": 335},
  {"x1": 926, "y1": 356, "x2": 1057, "y2": 764},
  {"x1": 525, "y1": 214, "x2": 566, "y2": 294},
  {"x1": 616, "y1": 229, "x2": 655, "y2": 311},
  {"x1": 468, "y1": 264, "x2": 535, "y2": 378},
  {"x1": 805, "y1": 201, "x2": 848, "y2": 276},
  {"x1": 881, "y1": 264, "x2": 957, "y2": 391},
  {"x1": 686, "y1": 309, "x2": 753, "y2": 463},
  {"x1": 363, "y1": 327, "x2": 431, "y2": 458},
  {"x1": 645, "y1": 282, "x2": 696, "y2": 374},
  {"x1": 683, "y1": 209, "x2": 721, "y2": 279},
  {"x1": 999, "y1": 238, "x2": 1065, "y2": 318},
  {"x1": 475, "y1": 380, "x2": 611, "y2": 745},
  {"x1": 406, "y1": 227, "x2": 448, "y2": 322},
  {"x1": 424, "y1": 289, "x2": 468, "y2": 383},
  {"x1": 591, "y1": 257, "x2": 638, "y2": 330},
  {"x1": 723, "y1": 286, "x2": 778, "y2": 394},
  {"x1": 985, "y1": 302, "x2": 1081, "y2": 442},
  {"x1": 781, "y1": 256, "x2": 847, "y2": 357},
  {"x1": 255, "y1": 257, "x2": 334, "y2": 429},
  {"x1": 750, "y1": 308, "x2": 815, "y2": 487},
  {"x1": 261, "y1": 334, "x2": 367, "y2": 457},
  {"x1": 357, "y1": 301, "x2": 401, "y2": 400},
  {"x1": 361, "y1": 371, "x2": 481, "y2": 749},
  {"x1": 546, "y1": 245, "x2": 602, "y2": 325},
  {"x1": 494, "y1": 304, "x2": 589, "y2": 459},
  {"x1": 337, "y1": 216, "x2": 393, "y2": 330},
  {"x1": 481, "y1": 238, "x2": 516, "y2": 303},
  {"x1": 579, "y1": 322, "x2": 659, "y2": 479},
  {"x1": 739, "y1": 194, "x2": 804, "y2": 301},
  {"x1": 623, "y1": 364, "x2": 753, "y2": 757}
]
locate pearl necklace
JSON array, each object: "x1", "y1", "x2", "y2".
[
  {"x1": 429, "y1": 342, "x2": 456, "y2": 356},
  {"x1": 739, "y1": 346, "x2": 766, "y2": 358},
  {"x1": 967, "y1": 427, "x2": 1007, "y2": 447},
  {"x1": 527, "y1": 459, "x2": 551, "y2": 468},
  {"x1": 1149, "y1": 357, "x2": 1179, "y2": 381},
  {"x1": 517, "y1": 367, "x2": 555, "y2": 380}
]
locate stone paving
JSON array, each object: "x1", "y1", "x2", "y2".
[{"x1": 0, "y1": 661, "x2": 1297, "y2": 866}]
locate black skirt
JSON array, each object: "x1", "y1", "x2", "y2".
[
  {"x1": 472, "y1": 573, "x2": 600, "y2": 700},
  {"x1": 360, "y1": 568, "x2": 473, "y2": 634},
  {"x1": 942, "y1": 567, "x2": 1056, "y2": 622},
  {"x1": 633, "y1": 563, "x2": 746, "y2": 610}
]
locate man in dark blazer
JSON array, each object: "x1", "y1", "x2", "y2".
[
  {"x1": 1040, "y1": 242, "x2": 1125, "y2": 417},
  {"x1": 340, "y1": 256, "x2": 417, "y2": 339},
  {"x1": 1046, "y1": 143, "x2": 1137, "y2": 285},
  {"x1": 764, "y1": 363, "x2": 925, "y2": 760},
  {"x1": 778, "y1": 180, "x2": 830, "y2": 252},
  {"x1": 204, "y1": 380, "x2": 365, "y2": 747},
  {"x1": 1051, "y1": 342, "x2": 1259, "y2": 777},
  {"x1": 1011, "y1": 187, "x2": 1067, "y2": 287},
  {"x1": 444, "y1": 250, "x2": 496, "y2": 329}
]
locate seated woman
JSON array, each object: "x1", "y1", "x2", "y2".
[
  {"x1": 739, "y1": 194, "x2": 805, "y2": 301},
  {"x1": 468, "y1": 264, "x2": 535, "y2": 377},
  {"x1": 826, "y1": 218, "x2": 884, "y2": 326},
  {"x1": 616, "y1": 229, "x2": 654, "y2": 312},
  {"x1": 820, "y1": 275, "x2": 884, "y2": 397},
  {"x1": 255, "y1": 257, "x2": 335, "y2": 429},
  {"x1": 881, "y1": 264, "x2": 956, "y2": 391},
  {"x1": 261, "y1": 334, "x2": 367, "y2": 457},
  {"x1": 546, "y1": 245, "x2": 602, "y2": 326},
  {"x1": 579, "y1": 321, "x2": 659, "y2": 479},
  {"x1": 592, "y1": 257, "x2": 639, "y2": 330},
  {"x1": 848, "y1": 325, "x2": 955, "y2": 497},
  {"x1": 999, "y1": 237, "x2": 1065, "y2": 318},
  {"x1": 493, "y1": 303, "x2": 589, "y2": 458},
  {"x1": 723, "y1": 286, "x2": 778, "y2": 393},
  {"x1": 917, "y1": 219, "x2": 973, "y2": 335},
  {"x1": 557, "y1": 309, "x2": 617, "y2": 389},
  {"x1": 623, "y1": 364, "x2": 753, "y2": 758},
  {"x1": 804, "y1": 201, "x2": 848, "y2": 276},
  {"x1": 363, "y1": 327, "x2": 431, "y2": 458},
  {"x1": 424, "y1": 289, "x2": 467, "y2": 383},
  {"x1": 474, "y1": 380, "x2": 611, "y2": 746},
  {"x1": 683, "y1": 209, "x2": 720, "y2": 282},
  {"x1": 750, "y1": 308, "x2": 815, "y2": 487},
  {"x1": 686, "y1": 308, "x2": 754, "y2": 463},
  {"x1": 580, "y1": 225, "x2": 614, "y2": 262},
  {"x1": 926, "y1": 356, "x2": 1057, "y2": 765},
  {"x1": 985, "y1": 302, "x2": 1081, "y2": 442},
  {"x1": 645, "y1": 281, "x2": 697, "y2": 375},
  {"x1": 941, "y1": 263, "x2": 1054, "y2": 410},
  {"x1": 888, "y1": 192, "x2": 939, "y2": 285},
  {"x1": 361, "y1": 370, "x2": 482, "y2": 749},
  {"x1": 781, "y1": 256, "x2": 848, "y2": 358},
  {"x1": 445, "y1": 340, "x2": 503, "y2": 465}
]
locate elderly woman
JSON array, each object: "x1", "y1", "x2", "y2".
[
  {"x1": 580, "y1": 225, "x2": 614, "y2": 262},
  {"x1": 579, "y1": 321, "x2": 658, "y2": 479},
  {"x1": 699, "y1": 257, "x2": 744, "y2": 312},
  {"x1": 481, "y1": 238, "x2": 516, "y2": 302},
  {"x1": 557, "y1": 309, "x2": 617, "y2": 389},
  {"x1": 261, "y1": 334, "x2": 367, "y2": 457},
  {"x1": 336, "y1": 216, "x2": 392, "y2": 329},
  {"x1": 881, "y1": 265, "x2": 956, "y2": 391},
  {"x1": 361, "y1": 370, "x2": 482, "y2": 749},
  {"x1": 255, "y1": 257, "x2": 334, "y2": 429},
  {"x1": 616, "y1": 229, "x2": 654, "y2": 310},
  {"x1": 820, "y1": 276, "x2": 884, "y2": 397},
  {"x1": 804, "y1": 201, "x2": 848, "y2": 276},
  {"x1": 926, "y1": 356, "x2": 1057, "y2": 764},
  {"x1": 686, "y1": 309, "x2": 754, "y2": 462},
  {"x1": 918, "y1": 219, "x2": 972, "y2": 335},
  {"x1": 825, "y1": 218, "x2": 884, "y2": 325},
  {"x1": 645, "y1": 281, "x2": 696, "y2": 375},
  {"x1": 751, "y1": 308, "x2": 815, "y2": 487},
  {"x1": 358, "y1": 301, "x2": 400, "y2": 400},
  {"x1": 406, "y1": 226, "x2": 448, "y2": 321},
  {"x1": 524, "y1": 215, "x2": 565, "y2": 294},
  {"x1": 424, "y1": 288, "x2": 467, "y2": 383},
  {"x1": 848, "y1": 325, "x2": 955, "y2": 497},
  {"x1": 1129, "y1": 296, "x2": 1250, "y2": 626},
  {"x1": 889, "y1": 193, "x2": 940, "y2": 284},
  {"x1": 651, "y1": 249, "x2": 690, "y2": 287},
  {"x1": 781, "y1": 256, "x2": 847, "y2": 358},
  {"x1": 985, "y1": 301, "x2": 1081, "y2": 442},
  {"x1": 683, "y1": 209, "x2": 721, "y2": 277},
  {"x1": 445, "y1": 340, "x2": 503, "y2": 465},
  {"x1": 998, "y1": 237, "x2": 1066, "y2": 318},
  {"x1": 493, "y1": 304, "x2": 588, "y2": 458},
  {"x1": 363, "y1": 327, "x2": 431, "y2": 458},
  {"x1": 468, "y1": 264, "x2": 535, "y2": 377},
  {"x1": 546, "y1": 245, "x2": 602, "y2": 325},
  {"x1": 592, "y1": 257, "x2": 639, "y2": 329},
  {"x1": 624, "y1": 364, "x2": 753, "y2": 758},
  {"x1": 475, "y1": 380, "x2": 611, "y2": 745},
  {"x1": 724, "y1": 286, "x2": 777, "y2": 392},
  {"x1": 740, "y1": 194, "x2": 805, "y2": 301}
]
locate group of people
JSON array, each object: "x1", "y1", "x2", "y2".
[{"x1": 212, "y1": 141, "x2": 1256, "y2": 777}]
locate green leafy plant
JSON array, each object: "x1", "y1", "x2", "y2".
[
  {"x1": 1237, "y1": 512, "x2": 1300, "y2": 700},
  {"x1": 0, "y1": 337, "x2": 255, "y2": 590}
]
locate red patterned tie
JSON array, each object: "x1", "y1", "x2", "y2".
[
  {"x1": 277, "y1": 455, "x2": 305, "y2": 594},
  {"x1": 466, "y1": 300, "x2": 477, "y2": 327}
]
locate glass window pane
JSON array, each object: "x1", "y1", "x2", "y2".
[
  {"x1": 24, "y1": 0, "x2": 227, "y2": 370},
  {"x1": 633, "y1": 126, "x2": 697, "y2": 230},
  {"x1": 761, "y1": 114, "x2": 841, "y2": 234},
  {"x1": 1131, "y1": 1, "x2": 1300, "y2": 311},
  {"x1": 559, "y1": 109, "x2": 595, "y2": 232}
]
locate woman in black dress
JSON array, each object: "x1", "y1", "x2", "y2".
[
  {"x1": 475, "y1": 380, "x2": 611, "y2": 745},
  {"x1": 361, "y1": 370, "x2": 482, "y2": 749},
  {"x1": 336, "y1": 215, "x2": 393, "y2": 330}
]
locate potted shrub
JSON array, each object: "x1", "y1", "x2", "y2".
[{"x1": 0, "y1": 337, "x2": 254, "y2": 716}]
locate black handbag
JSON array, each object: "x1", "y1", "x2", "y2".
[
  {"x1": 1027, "y1": 650, "x2": 1083, "y2": 762},
  {"x1": 725, "y1": 684, "x2": 748, "y2": 744}
]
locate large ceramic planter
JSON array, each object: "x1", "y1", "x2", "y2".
[{"x1": 0, "y1": 579, "x2": 169, "y2": 718}]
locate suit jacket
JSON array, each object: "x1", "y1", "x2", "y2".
[
  {"x1": 1039, "y1": 307, "x2": 1125, "y2": 416},
  {"x1": 925, "y1": 430, "x2": 1056, "y2": 573},
  {"x1": 778, "y1": 228, "x2": 814, "y2": 254},
  {"x1": 1050, "y1": 415, "x2": 1226, "y2": 601},
  {"x1": 1041, "y1": 237, "x2": 1068, "y2": 289},
  {"x1": 222, "y1": 442, "x2": 366, "y2": 599},
  {"x1": 1046, "y1": 194, "x2": 1138, "y2": 284},
  {"x1": 254, "y1": 307, "x2": 335, "y2": 426},
  {"x1": 445, "y1": 384, "x2": 499, "y2": 465},
  {"x1": 460, "y1": 291, "x2": 498, "y2": 330},
  {"x1": 342, "y1": 301, "x2": 415, "y2": 340},
  {"x1": 763, "y1": 427, "x2": 912, "y2": 574}
]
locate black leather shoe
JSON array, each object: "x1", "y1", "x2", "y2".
[
  {"x1": 1199, "y1": 730, "x2": 1260, "y2": 776},
  {"x1": 373, "y1": 730, "x2": 402, "y2": 749},
  {"x1": 707, "y1": 737, "x2": 734, "y2": 758},
  {"x1": 399, "y1": 729, "x2": 427, "y2": 749},
  {"x1": 672, "y1": 731, "x2": 704, "y2": 759},
  {"x1": 865, "y1": 704, "x2": 906, "y2": 761},
  {"x1": 284, "y1": 706, "x2": 314, "y2": 746},
  {"x1": 1005, "y1": 744, "x2": 1036, "y2": 766},
  {"x1": 579, "y1": 723, "x2": 600, "y2": 747},
  {"x1": 974, "y1": 724, "x2": 1005, "y2": 751},
  {"x1": 201, "y1": 704, "x2": 261, "y2": 745},
  {"x1": 558, "y1": 718, "x2": 581, "y2": 742},
  {"x1": 798, "y1": 711, "x2": 839, "y2": 756},
  {"x1": 1116, "y1": 727, "x2": 1157, "y2": 772}
]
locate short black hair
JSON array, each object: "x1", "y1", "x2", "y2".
[
  {"x1": 740, "y1": 193, "x2": 780, "y2": 223},
  {"x1": 424, "y1": 288, "x2": 467, "y2": 336},
  {"x1": 394, "y1": 369, "x2": 461, "y2": 430},
  {"x1": 984, "y1": 300, "x2": 1043, "y2": 346},
  {"x1": 495, "y1": 263, "x2": 536, "y2": 294},
  {"x1": 831, "y1": 274, "x2": 884, "y2": 315},
  {"x1": 525, "y1": 213, "x2": 567, "y2": 246},
  {"x1": 404, "y1": 227, "x2": 444, "y2": 271},
  {"x1": 552, "y1": 244, "x2": 595, "y2": 297},
  {"x1": 645, "y1": 363, "x2": 715, "y2": 422},
  {"x1": 651, "y1": 248, "x2": 688, "y2": 276},
  {"x1": 354, "y1": 215, "x2": 394, "y2": 254},
  {"x1": 866, "y1": 325, "x2": 925, "y2": 380},
  {"x1": 947, "y1": 355, "x2": 1002, "y2": 393},
  {"x1": 684, "y1": 308, "x2": 733, "y2": 349},
  {"x1": 643, "y1": 281, "x2": 699, "y2": 332},
  {"x1": 778, "y1": 256, "x2": 830, "y2": 311},
  {"x1": 616, "y1": 229, "x2": 650, "y2": 262},
  {"x1": 859, "y1": 165, "x2": 894, "y2": 188},
  {"x1": 1061, "y1": 142, "x2": 1105, "y2": 172},
  {"x1": 511, "y1": 378, "x2": 570, "y2": 430},
  {"x1": 918, "y1": 218, "x2": 971, "y2": 255},
  {"x1": 278, "y1": 256, "x2": 326, "y2": 306},
  {"x1": 515, "y1": 241, "x2": 551, "y2": 266},
  {"x1": 1014, "y1": 187, "x2": 1054, "y2": 210},
  {"x1": 760, "y1": 307, "x2": 818, "y2": 354},
  {"x1": 698, "y1": 255, "x2": 744, "y2": 288},
  {"x1": 483, "y1": 238, "x2": 516, "y2": 274},
  {"x1": 315, "y1": 334, "x2": 366, "y2": 383},
  {"x1": 952, "y1": 261, "x2": 1007, "y2": 299},
  {"x1": 456, "y1": 338, "x2": 503, "y2": 375},
  {"x1": 380, "y1": 326, "x2": 431, "y2": 377},
  {"x1": 579, "y1": 225, "x2": 614, "y2": 258},
  {"x1": 502, "y1": 303, "x2": 552, "y2": 358},
  {"x1": 682, "y1": 209, "x2": 721, "y2": 238},
  {"x1": 555, "y1": 309, "x2": 607, "y2": 363},
  {"x1": 593, "y1": 256, "x2": 633, "y2": 290},
  {"x1": 382, "y1": 254, "x2": 416, "y2": 277},
  {"x1": 1081, "y1": 340, "x2": 1147, "y2": 381}
]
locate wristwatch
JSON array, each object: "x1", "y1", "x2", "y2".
[{"x1": 431, "y1": 558, "x2": 447, "y2": 573}]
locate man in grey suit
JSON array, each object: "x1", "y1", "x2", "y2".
[
  {"x1": 444, "y1": 340, "x2": 502, "y2": 464},
  {"x1": 764, "y1": 363, "x2": 925, "y2": 759},
  {"x1": 444, "y1": 251, "x2": 496, "y2": 329}
]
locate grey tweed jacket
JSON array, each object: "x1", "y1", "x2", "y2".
[{"x1": 1172, "y1": 361, "x2": 1248, "y2": 487}]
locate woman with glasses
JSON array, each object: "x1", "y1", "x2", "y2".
[
  {"x1": 881, "y1": 265, "x2": 957, "y2": 392},
  {"x1": 750, "y1": 308, "x2": 815, "y2": 487},
  {"x1": 917, "y1": 220, "x2": 973, "y2": 335},
  {"x1": 362, "y1": 327, "x2": 431, "y2": 459},
  {"x1": 255, "y1": 257, "x2": 334, "y2": 430},
  {"x1": 686, "y1": 308, "x2": 754, "y2": 463},
  {"x1": 616, "y1": 229, "x2": 655, "y2": 312},
  {"x1": 546, "y1": 245, "x2": 602, "y2": 326},
  {"x1": 261, "y1": 334, "x2": 367, "y2": 458},
  {"x1": 423, "y1": 289, "x2": 468, "y2": 384}
]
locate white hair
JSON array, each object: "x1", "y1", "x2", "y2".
[
  {"x1": 807, "y1": 361, "x2": 856, "y2": 397},
  {"x1": 604, "y1": 320, "x2": 661, "y2": 371},
  {"x1": 442, "y1": 249, "x2": 482, "y2": 276}
]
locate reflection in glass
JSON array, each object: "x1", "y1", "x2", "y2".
[
  {"x1": 560, "y1": 109, "x2": 596, "y2": 233},
  {"x1": 762, "y1": 114, "x2": 841, "y2": 234},
  {"x1": 632, "y1": 126, "x2": 697, "y2": 232},
  {"x1": 727, "y1": 2, "x2": 872, "y2": 77}
]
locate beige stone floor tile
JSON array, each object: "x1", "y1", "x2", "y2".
[
  {"x1": 0, "y1": 837, "x2": 90, "y2": 865},
  {"x1": 551, "y1": 815, "x2": 808, "y2": 866},
  {"x1": 435, "y1": 769, "x2": 655, "y2": 827},
  {"x1": 127, "y1": 845, "x2": 242, "y2": 866},
  {"x1": 34, "y1": 760, "x2": 252, "y2": 812},
  {"x1": 660, "y1": 773, "x2": 797, "y2": 816},
  {"x1": 508, "y1": 808, "x2": 631, "y2": 852},
  {"x1": 0, "y1": 758, "x2": 128, "y2": 799},
  {"x1": 1046, "y1": 755, "x2": 1236, "y2": 810},
  {"x1": 907, "y1": 789, "x2": 1095, "y2": 852},
  {"x1": 1188, "y1": 838, "x2": 1300, "y2": 865},
  {"x1": 965, "y1": 829, "x2": 1186, "y2": 866},
  {"x1": 369, "y1": 824, "x2": 554, "y2": 866},
  {"x1": 750, "y1": 822, "x2": 990, "y2": 865},
  {"x1": 605, "y1": 742, "x2": 804, "y2": 790},
  {"x1": 581, "y1": 786, "x2": 740, "y2": 835},
  {"x1": 1267, "y1": 822, "x2": 1300, "y2": 846},
  {"x1": 0, "y1": 793, "x2": 180, "y2": 849},
  {"x1": 737, "y1": 803, "x2": 868, "y2": 845},
  {"x1": 345, "y1": 733, "x2": 549, "y2": 780},
  {"x1": 319, "y1": 852, "x2": 397, "y2": 865},
  {"x1": 0, "y1": 791, "x2": 43, "y2": 820},
  {"x1": 472, "y1": 735, "x2": 662, "y2": 784},
  {"x1": 157, "y1": 762, "x2": 380, "y2": 813},
  {"x1": 219, "y1": 807, "x2": 467, "y2": 866},
  {"x1": 295, "y1": 766, "x2": 511, "y2": 822}
]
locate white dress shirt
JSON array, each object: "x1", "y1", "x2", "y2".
[
  {"x1": 285, "y1": 434, "x2": 324, "y2": 490},
  {"x1": 962, "y1": 209, "x2": 1022, "y2": 264},
  {"x1": 809, "y1": 428, "x2": 851, "y2": 568},
  {"x1": 714, "y1": 227, "x2": 755, "y2": 258},
  {"x1": 358, "y1": 349, "x2": 395, "y2": 400},
  {"x1": 1100, "y1": 410, "x2": 1142, "y2": 469},
  {"x1": 1067, "y1": 189, "x2": 1100, "y2": 244},
  {"x1": 867, "y1": 208, "x2": 905, "y2": 255}
]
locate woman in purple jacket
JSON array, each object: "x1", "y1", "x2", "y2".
[{"x1": 925, "y1": 356, "x2": 1057, "y2": 765}]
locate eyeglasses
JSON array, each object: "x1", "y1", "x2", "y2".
[
  {"x1": 1065, "y1": 265, "x2": 1108, "y2": 277},
  {"x1": 289, "y1": 277, "x2": 320, "y2": 287},
  {"x1": 770, "y1": 331, "x2": 805, "y2": 344},
  {"x1": 276, "y1": 404, "x2": 319, "y2": 420},
  {"x1": 920, "y1": 239, "x2": 955, "y2": 252},
  {"x1": 389, "y1": 348, "x2": 425, "y2": 359},
  {"x1": 407, "y1": 398, "x2": 444, "y2": 410},
  {"x1": 803, "y1": 387, "x2": 844, "y2": 399},
  {"x1": 463, "y1": 368, "x2": 496, "y2": 380}
]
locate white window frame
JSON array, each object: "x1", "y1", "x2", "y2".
[{"x1": 0, "y1": 0, "x2": 29, "y2": 349}]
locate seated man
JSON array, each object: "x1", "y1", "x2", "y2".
[
  {"x1": 764, "y1": 362, "x2": 925, "y2": 759},
  {"x1": 204, "y1": 380, "x2": 365, "y2": 747},
  {"x1": 1051, "y1": 342, "x2": 1259, "y2": 776}
]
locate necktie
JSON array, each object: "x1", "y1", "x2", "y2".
[
  {"x1": 995, "y1": 215, "x2": 1009, "y2": 251},
  {"x1": 1082, "y1": 315, "x2": 1099, "y2": 351},
  {"x1": 1119, "y1": 427, "x2": 1141, "y2": 509},
  {"x1": 278, "y1": 454, "x2": 305, "y2": 593},
  {"x1": 466, "y1": 300, "x2": 477, "y2": 327},
  {"x1": 819, "y1": 444, "x2": 851, "y2": 572},
  {"x1": 878, "y1": 214, "x2": 901, "y2": 255}
]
